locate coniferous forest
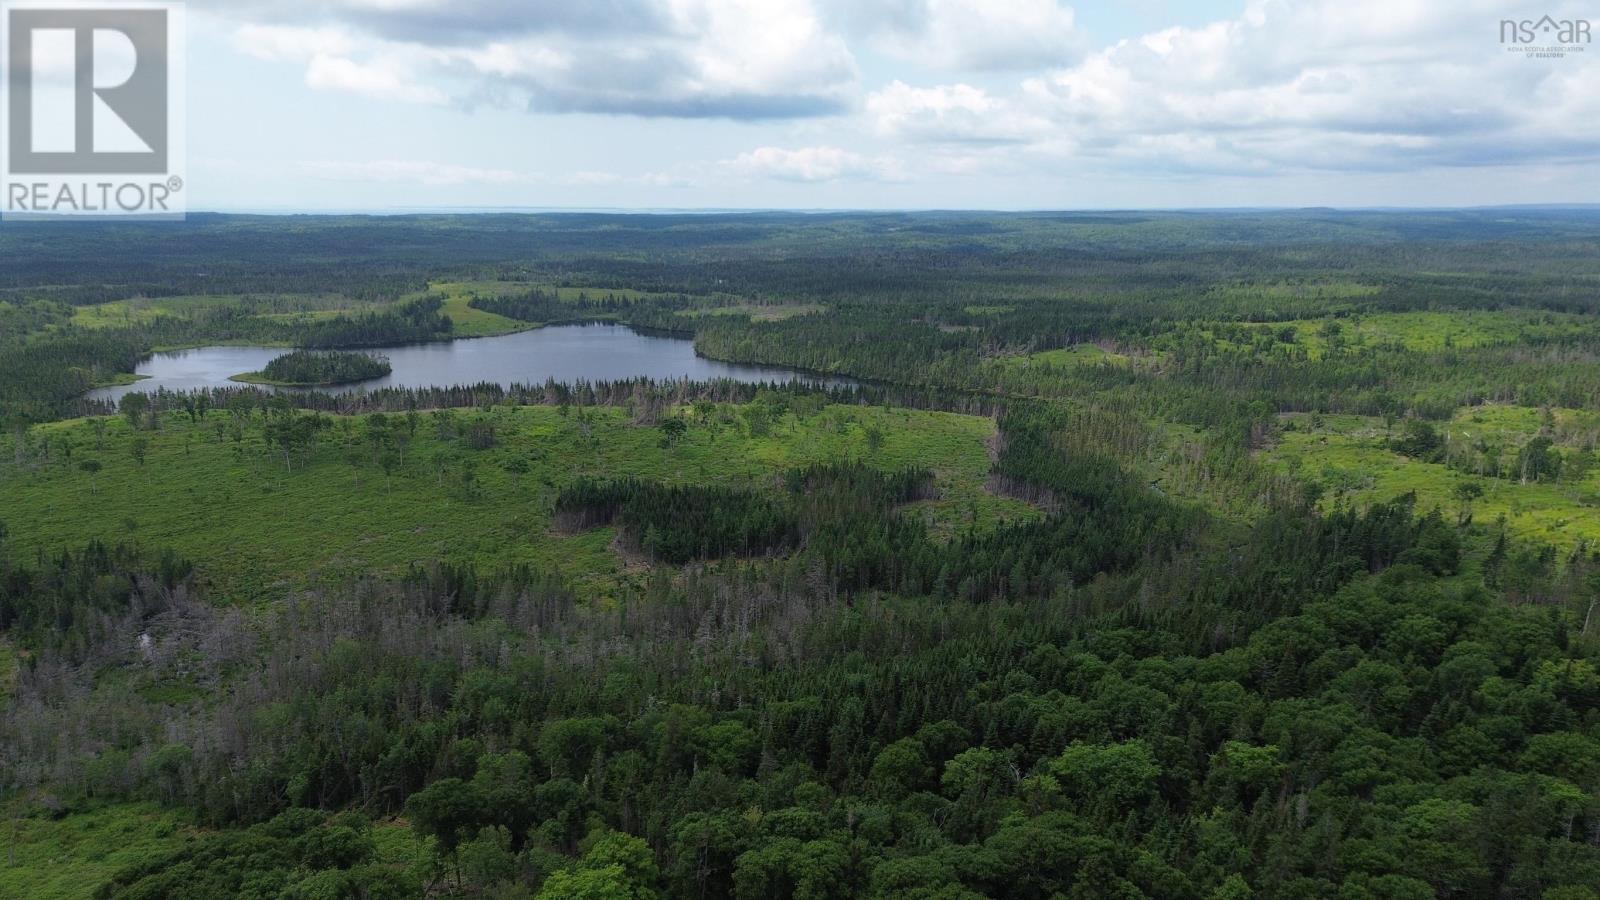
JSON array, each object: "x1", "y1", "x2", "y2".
[
  {"x1": 1, "y1": 211, "x2": 1599, "y2": 898},
  {"x1": 250, "y1": 351, "x2": 393, "y2": 387}
]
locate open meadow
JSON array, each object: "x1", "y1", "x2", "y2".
[{"x1": 1, "y1": 402, "x2": 1031, "y2": 601}]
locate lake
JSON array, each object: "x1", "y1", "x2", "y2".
[{"x1": 86, "y1": 323, "x2": 851, "y2": 403}]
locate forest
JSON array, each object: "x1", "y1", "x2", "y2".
[
  {"x1": 246, "y1": 351, "x2": 393, "y2": 387},
  {"x1": 1, "y1": 210, "x2": 1598, "y2": 899}
]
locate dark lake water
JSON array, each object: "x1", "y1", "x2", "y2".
[{"x1": 86, "y1": 323, "x2": 851, "y2": 403}]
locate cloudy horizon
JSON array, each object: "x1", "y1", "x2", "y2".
[{"x1": 174, "y1": 0, "x2": 1600, "y2": 210}]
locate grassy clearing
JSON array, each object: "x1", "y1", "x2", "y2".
[
  {"x1": 0, "y1": 804, "x2": 193, "y2": 900},
  {"x1": 0, "y1": 805, "x2": 425, "y2": 899},
  {"x1": 421, "y1": 280, "x2": 665, "y2": 303},
  {"x1": 440, "y1": 294, "x2": 528, "y2": 337},
  {"x1": 69, "y1": 287, "x2": 530, "y2": 341},
  {"x1": 1264, "y1": 409, "x2": 1600, "y2": 550},
  {"x1": 987, "y1": 343, "x2": 1131, "y2": 371},
  {"x1": 0, "y1": 404, "x2": 1034, "y2": 602},
  {"x1": 370, "y1": 821, "x2": 430, "y2": 879},
  {"x1": 1252, "y1": 310, "x2": 1596, "y2": 359},
  {"x1": 426, "y1": 280, "x2": 707, "y2": 303},
  {"x1": 69, "y1": 287, "x2": 532, "y2": 343},
  {"x1": 66, "y1": 282, "x2": 775, "y2": 343},
  {"x1": 70, "y1": 297, "x2": 199, "y2": 328},
  {"x1": 88, "y1": 373, "x2": 150, "y2": 389},
  {"x1": 429, "y1": 287, "x2": 535, "y2": 338},
  {"x1": 70, "y1": 294, "x2": 363, "y2": 331},
  {"x1": 675, "y1": 303, "x2": 823, "y2": 322},
  {"x1": 252, "y1": 309, "x2": 356, "y2": 326},
  {"x1": 428, "y1": 280, "x2": 774, "y2": 329},
  {"x1": 425, "y1": 280, "x2": 734, "y2": 336},
  {"x1": 1452, "y1": 404, "x2": 1600, "y2": 450},
  {"x1": 1207, "y1": 280, "x2": 1381, "y2": 307}
]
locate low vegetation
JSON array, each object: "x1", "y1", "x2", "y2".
[
  {"x1": 0, "y1": 400, "x2": 1027, "y2": 600},
  {"x1": 1266, "y1": 407, "x2": 1600, "y2": 552}
]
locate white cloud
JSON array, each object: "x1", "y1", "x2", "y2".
[
  {"x1": 227, "y1": 0, "x2": 857, "y2": 118},
  {"x1": 725, "y1": 146, "x2": 905, "y2": 182},
  {"x1": 223, "y1": 0, "x2": 1600, "y2": 187},
  {"x1": 866, "y1": 81, "x2": 1046, "y2": 143},
  {"x1": 305, "y1": 55, "x2": 450, "y2": 104},
  {"x1": 678, "y1": 0, "x2": 854, "y2": 100},
  {"x1": 233, "y1": 24, "x2": 356, "y2": 62},
  {"x1": 869, "y1": 0, "x2": 1082, "y2": 71},
  {"x1": 234, "y1": 23, "x2": 447, "y2": 105},
  {"x1": 865, "y1": 0, "x2": 1600, "y2": 177},
  {"x1": 460, "y1": 41, "x2": 571, "y2": 80}
]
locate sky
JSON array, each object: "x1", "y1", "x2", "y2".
[{"x1": 170, "y1": 0, "x2": 1600, "y2": 210}]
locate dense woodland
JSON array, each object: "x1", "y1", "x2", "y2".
[
  {"x1": 2, "y1": 409, "x2": 1595, "y2": 898},
  {"x1": 470, "y1": 289, "x2": 696, "y2": 330},
  {"x1": 1, "y1": 210, "x2": 1599, "y2": 898},
  {"x1": 254, "y1": 350, "x2": 392, "y2": 386}
]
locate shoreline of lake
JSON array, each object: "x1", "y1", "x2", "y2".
[{"x1": 86, "y1": 323, "x2": 855, "y2": 404}]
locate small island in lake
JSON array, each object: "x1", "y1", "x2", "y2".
[{"x1": 231, "y1": 349, "x2": 391, "y2": 387}]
